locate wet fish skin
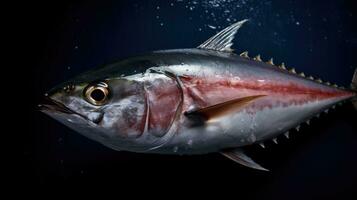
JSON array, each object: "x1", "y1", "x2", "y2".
[
  {"x1": 40, "y1": 20, "x2": 356, "y2": 170},
  {"x1": 41, "y1": 48, "x2": 355, "y2": 153}
]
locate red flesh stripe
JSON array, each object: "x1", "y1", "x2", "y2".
[{"x1": 180, "y1": 76, "x2": 355, "y2": 111}]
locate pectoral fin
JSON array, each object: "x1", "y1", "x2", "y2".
[
  {"x1": 185, "y1": 95, "x2": 265, "y2": 122},
  {"x1": 221, "y1": 148, "x2": 269, "y2": 171}
]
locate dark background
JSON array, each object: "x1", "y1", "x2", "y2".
[{"x1": 24, "y1": 0, "x2": 356, "y2": 198}]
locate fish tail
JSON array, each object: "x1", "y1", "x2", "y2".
[{"x1": 351, "y1": 68, "x2": 357, "y2": 109}]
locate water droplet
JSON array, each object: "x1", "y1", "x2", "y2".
[
  {"x1": 156, "y1": 15, "x2": 160, "y2": 19},
  {"x1": 74, "y1": 45, "x2": 79, "y2": 50},
  {"x1": 198, "y1": 27, "x2": 202, "y2": 31},
  {"x1": 208, "y1": 25, "x2": 216, "y2": 29},
  {"x1": 296, "y1": 21, "x2": 300, "y2": 25},
  {"x1": 67, "y1": 66, "x2": 71, "y2": 70},
  {"x1": 160, "y1": 22, "x2": 164, "y2": 26},
  {"x1": 249, "y1": 134, "x2": 256, "y2": 142},
  {"x1": 173, "y1": 146, "x2": 178, "y2": 153},
  {"x1": 156, "y1": 6, "x2": 160, "y2": 10},
  {"x1": 187, "y1": 139, "x2": 193, "y2": 146},
  {"x1": 170, "y1": 3, "x2": 174, "y2": 6}
]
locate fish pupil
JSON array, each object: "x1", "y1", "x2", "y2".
[{"x1": 91, "y1": 89, "x2": 105, "y2": 102}]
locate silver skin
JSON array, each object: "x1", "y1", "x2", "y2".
[{"x1": 41, "y1": 48, "x2": 356, "y2": 154}]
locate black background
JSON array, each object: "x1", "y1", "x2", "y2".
[{"x1": 23, "y1": 0, "x2": 357, "y2": 198}]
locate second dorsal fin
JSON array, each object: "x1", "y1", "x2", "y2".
[{"x1": 197, "y1": 19, "x2": 248, "y2": 52}]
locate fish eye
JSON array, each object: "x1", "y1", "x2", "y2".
[{"x1": 84, "y1": 82, "x2": 110, "y2": 106}]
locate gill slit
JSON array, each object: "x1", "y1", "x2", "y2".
[
  {"x1": 142, "y1": 82, "x2": 150, "y2": 136},
  {"x1": 146, "y1": 69, "x2": 185, "y2": 151}
]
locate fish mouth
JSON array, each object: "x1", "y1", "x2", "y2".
[
  {"x1": 39, "y1": 96, "x2": 102, "y2": 124},
  {"x1": 38, "y1": 96, "x2": 75, "y2": 114}
]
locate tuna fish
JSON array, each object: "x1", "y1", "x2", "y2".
[{"x1": 40, "y1": 20, "x2": 357, "y2": 171}]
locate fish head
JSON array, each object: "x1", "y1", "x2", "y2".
[{"x1": 40, "y1": 75, "x2": 148, "y2": 148}]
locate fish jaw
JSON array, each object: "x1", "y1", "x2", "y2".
[{"x1": 41, "y1": 106, "x2": 114, "y2": 152}]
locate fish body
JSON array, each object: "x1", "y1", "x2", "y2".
[{"x1": 41, "y1": 20, "x2": 357, "y2": 170}]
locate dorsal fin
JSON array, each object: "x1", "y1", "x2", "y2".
[
  {"x1": 197, "y1": 19, "x2": 249, "y2": 52},
  {"x1": 185, "y1": 95, "x2": 265, "y2": 122}
]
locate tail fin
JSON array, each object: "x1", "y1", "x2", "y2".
[{"x1": 351, "y1": 68, "x2": 357, "y2": 109}]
